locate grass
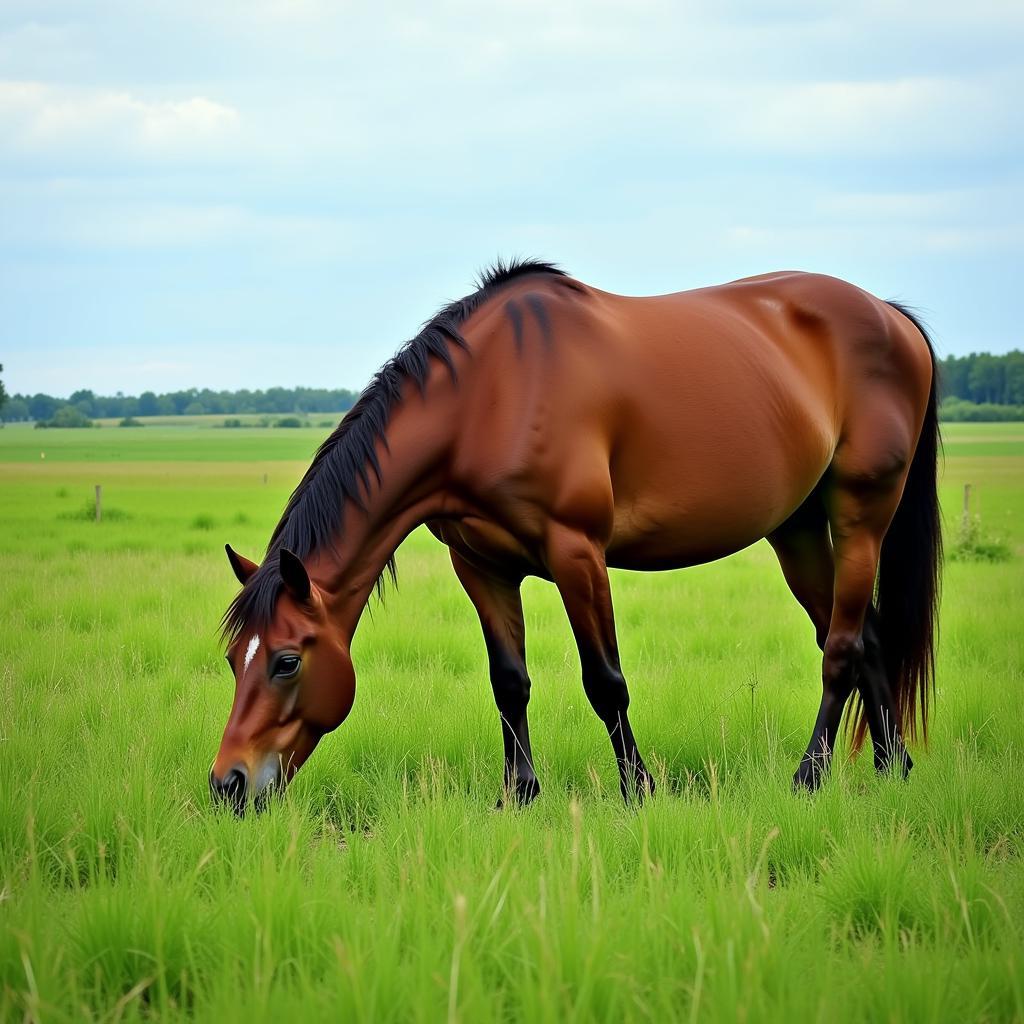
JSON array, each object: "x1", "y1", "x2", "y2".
[
  {"x1": 1, "y1": 423, "x2": 1022, "y2": 1022},
  {"x1": 0, "y1": 420, "x2": 332, "y2": 463}
]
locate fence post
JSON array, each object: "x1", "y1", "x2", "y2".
[{"x1": 95, "y1": 484, "x2": 102, "y2": 523}]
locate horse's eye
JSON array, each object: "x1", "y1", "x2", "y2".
[{"x1": 272, "y1": 654, "x2": 301, "y2": 680}]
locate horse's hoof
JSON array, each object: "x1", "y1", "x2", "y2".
[
  {"x1": 496, "y1": 775, "x2": 540, "y2": 809},
  {"x1": 620, "y1": 767, "x2": 656, "y2": 804},
  {"x1": 875, "y1": 749, "x2": 914, "y2": 779},
  {"x1": 792, "y1": 761, "x2": 825, "y2": 793}
]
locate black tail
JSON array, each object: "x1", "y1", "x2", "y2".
[{"x1": 853, "y1": 302, "x2": 942, "y2": 750}]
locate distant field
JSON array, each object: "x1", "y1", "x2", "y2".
[
  {"x1": 1, "y1": 422, "x2": 1022, "y2": 1022},
  {"x1": 90, "y1": 411, "x2": 349, "y2": 429},
  {"x1": 0, "y1": 421, "x2": 333, "y2": 463}
]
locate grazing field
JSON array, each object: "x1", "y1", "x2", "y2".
[{"x1": 1, "y1": 420, "x2": 1022, "y2": 1022}]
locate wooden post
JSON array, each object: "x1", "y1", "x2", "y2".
[
  {"x1": 962, "y1": 483, "x2": 971, "y2": 531},
  {"x1": 95, "y1": 484, "x2": 102, "y2": 523}
]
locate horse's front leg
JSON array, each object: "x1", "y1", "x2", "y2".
[
  {"x1": 449, "y1": 549, "x2": 540, "y2": 805},
  {"x1": 546, "y1": 524, "x2": 654, "y2": 802}
]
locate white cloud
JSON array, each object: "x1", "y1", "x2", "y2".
[
  {"x1": 0, "y1": 193, "x2": 360, "y2": 260},
  {"x1": 723, "y1": 221, "x2": 1022, "y2": 255},
  {"x1": 1, "y1": 0, "x2": 1021, "y2": 377},
  {"x1": 707, "y1": 73, "x2": 1019, "y2": 155},
  {"x1": 0, "y1": 82, "x2": 240, "y2": 159}
]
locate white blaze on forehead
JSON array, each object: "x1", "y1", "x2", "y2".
[{"x1": 243, "y1": 634, "x2": 261, "y2": 674}]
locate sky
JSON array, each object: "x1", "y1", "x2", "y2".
[{"x1": 1, "y1": 1, "x2": 1022, "y2": 398}]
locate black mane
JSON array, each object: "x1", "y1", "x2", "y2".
[{"x1": 222, "y1": 257, "x2": 568, "y2": 644}]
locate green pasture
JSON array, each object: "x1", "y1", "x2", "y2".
[
  {"x1": 1, "y1": 422, "x2": 1022, "y2": 1022},
  {"x1": 1, "y1": 421, "x2": 336, "y2": 463}
]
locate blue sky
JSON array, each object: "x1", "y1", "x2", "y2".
[{"x1": 2, "y1": 1, "x2": 1022, "y2": 397}]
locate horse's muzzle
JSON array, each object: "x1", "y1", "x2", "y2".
[
  {"x1": 210, "y1": 765, "x2": 248, "y2": 815},
  {"x1": 209, "y1": 761, "x2": 283, "y2": 816}
]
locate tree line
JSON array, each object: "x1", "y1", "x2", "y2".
[
  {"x1": 0, "y1": 386, "x2": 359, "y2": 423},
  {"x1": 2, "y1": 351, "x2": 1023, "y2": 424},
  {"x1": 939, "y1": 350, "x2": 1024, "y2": 406}
]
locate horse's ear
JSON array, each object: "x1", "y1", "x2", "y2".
[
  {"x1": 226, "y1": 544, "x2": 258, "y2": 585},
  {"x1": 279, "y1": 548, "x2": 311, "y2": 603}
]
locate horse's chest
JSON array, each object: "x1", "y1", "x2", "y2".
[{"x1": 429, "y1": 516, "x2": 549, "y2": 580}]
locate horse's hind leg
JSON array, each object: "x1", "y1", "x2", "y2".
[
  {"x1": 772, "y1": 484, "x2": 911, "y2": 790},
  {"x1": 546, "y1": 524, "x2": 654, "y2": 801},
  {"x1": 767, "y1": 491, "x2": 835, "y2": 652},
  {"x1": 449, "y1": 549, "x2": 540, "y2": 805},
  {"x1": 794, "y1": 463, "x2": 911, "y2": 790},
  {"x1": 767, "y1": 495, "x2": 849, "y2": 789}
]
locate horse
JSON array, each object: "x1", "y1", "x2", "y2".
[{"x1": 211, "y1": 259, "x2": 940, "y2": 814}]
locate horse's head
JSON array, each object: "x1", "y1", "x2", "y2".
[{"x1": 211, "y1": 544, "x2": 355, "y2": 814}]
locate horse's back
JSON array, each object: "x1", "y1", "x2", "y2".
[{"x1": 447, "y1": 270, "x2": 931, "y2": 572}]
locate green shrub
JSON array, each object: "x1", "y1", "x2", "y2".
[
  {"x1": 949, "y1": 514, "x2": 1011, "y2": 562},
  {"x1": 58, "y1": 500, "x2": 131, "y2": 522},
  {"x1": 35, "y1": 406, "x2": 93, "y2": 429},
  {"x1": 939, "y1": 398, "x2": 1024, "y2": 422},
  {"x1": 274, "y1": 416, "x2": 305, "y2": 428},
  {"x1": 118, "y1": 416, "x2": 144, "y2": 427}
]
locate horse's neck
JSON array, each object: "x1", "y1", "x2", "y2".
[{"x1": 311, "y1": 409, "x2": 452, "y2": 639}]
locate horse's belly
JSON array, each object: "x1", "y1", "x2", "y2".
[
  {"x1": 606, "y1": 499, "x2": 774, "y2": 570},
  {"x1": 605, "y1": 421, "x2": 832, "y2": 571}
]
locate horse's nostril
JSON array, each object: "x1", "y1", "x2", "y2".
[{"x1": 210, "y1": 765, "x2": 248, "y2": 814}]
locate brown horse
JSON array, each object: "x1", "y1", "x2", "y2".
[{"x1": 212, "y1": 260, "x2": 940, "y2": 813}]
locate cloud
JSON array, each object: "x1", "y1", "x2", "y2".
[
  {"x1": 723, "y1": 222, "x2": 1022, "y2": 256},
  {"x1": 1, "y1": 0, "x2": 1021, "y2": 384},
  {"x1": 698, "y1": 73, "x2": 1021, "y2": 156},
  {"x1": 0, "y1": 82, "x2": 240, "y2": 160},
  {"x1": 0, "y1": 191, "x2": 361, "y2": 261}
]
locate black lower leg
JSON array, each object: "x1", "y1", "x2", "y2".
[
  {"x1": 487, "y1": 636, "x2": 539, "y2": 805},
  {"x1": 547, "y1": 528, "x2": 653, "y2": 803},
  {"x1": 581, "y1": 655, "x2": 654, "y2": 801},
  {"x1": 448, "y1": 550, "x2": 540, "y2": 807},
  {"x1": 794, "y1": 634, "x2": 858, "y2": 791},
  {"x1": 860, "y1": 611, "x2": 912, "y2": 777}
]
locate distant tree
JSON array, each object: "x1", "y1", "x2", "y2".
[
  {"x1": 968, "y1": 355, "x2": 1004, "y2": 404},
  {"x1": 1004, "y1": 352, "x2": 1024, "y2": 405},
  {"x1": 939, "y1": 354, "x2": 970, "y2": 400},
  {"x1": 137, "y1": 391, "x2": 159, "y2": 416},
  {"x1": 263, "y1": 387, "x2": 295, "y2": 413},
  {"x1": 29, "y1": 393, "x2": 60, "y2": 421},
  {"x1": 3, "y1": 397, "x2": 29, "y2": 421},
  {"x1": 183, "y1": 400, "x2": 206, "y2": 416},
  {"x1": 169, "y1": 389, "x2": 196, "y2": 414},
  {"x1": 0, "y1": 364, "x2": 7, "y2": 418},
  {"x1": 68, "y1": 389, "x2": 96, "y2": 417},
  {"x1": 198, "y1": 389, "x2": 225, "y2": 414}
]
